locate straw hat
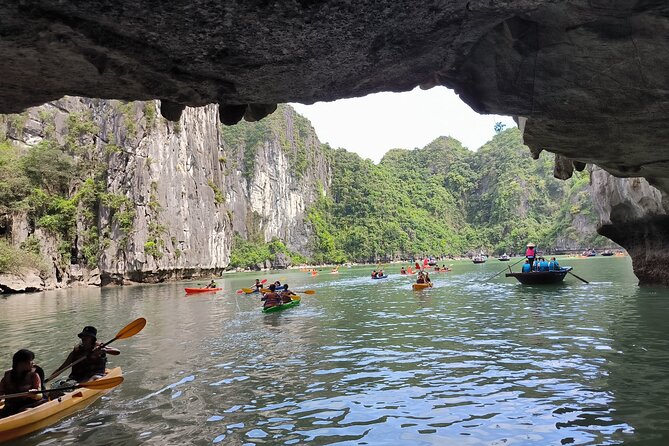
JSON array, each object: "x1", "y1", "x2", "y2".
[{"x1": 526, "y1": 243, "x2": 535, "y2": 247}]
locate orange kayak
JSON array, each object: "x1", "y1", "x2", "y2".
[
  {"x1": 0, "y1": 367, "x2": 122, "y2": 443},
  {"x1": 412, "y1": 283, "x2": 433, "y2": 290}
]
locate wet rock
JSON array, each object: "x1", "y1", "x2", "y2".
[
  {"x1": 272, "y1": 252, "x2": 291, "y2": 270},
  {"x1": 0, "y1": 269, "x2": 44, "y2": 293}
]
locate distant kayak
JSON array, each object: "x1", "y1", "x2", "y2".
[
  {"x1": 412, "y1": 283, "x2": 433, "y2": 290},
  {"x1": 185, "y1": 287, "x2": 222, "y2": 294},
  {"x1": 372, "y1": 275, "x2": 388, "y2": 279},
  {"x1": 262, "y1": 297, "x2": 301, "y2": 313}
]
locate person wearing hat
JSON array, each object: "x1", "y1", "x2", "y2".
[
  {"x1": 525, "y1": 243, "x2": 537, "y2": 271},
  {"x1": 48, "y1": 326, "x2": 120, "y2": 383}
]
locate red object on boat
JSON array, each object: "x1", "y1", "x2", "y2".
[{"x1": 184, "y1": 287, "x2": 222, "y2": 294}]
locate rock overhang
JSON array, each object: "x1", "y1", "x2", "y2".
[{"x1": 1, "y1": 1, "x2": 669, "y2": 184}]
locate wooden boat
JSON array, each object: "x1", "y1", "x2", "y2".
[
  {"x1": 601, "y1": 250, "x2": 614, "y2": 257},
  {"x1": 506, "y1": 267, "x2": 573, "y2": 284},
  {"x1": 472, "y1": 256, "x2": 486, "y2": 264},
  {"x1": 0, "y1": 368, "x2": 122, "y2": 443},
  {"x1": 498, "y1": 254, "x2": 511, "y2": 261}
]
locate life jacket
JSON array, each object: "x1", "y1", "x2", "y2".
[
  {"x1": 1, "y1": 367, "x2": 41, "y2": 412},
  {"x1": 522, "y1": 263, "x2": 531, "y2": 273},
  {"x1": 69, "y1": 344, "x2": 107, "y2": 382},
  {"x1": 280, "y1": 291, "x2": 294, "y2": 303},
  {"x1": 262, "y1": 292, "x2": 282, "y2": 307},
  {"x1": 525, "y1": 247, "x2": 536, "y2": 258}
]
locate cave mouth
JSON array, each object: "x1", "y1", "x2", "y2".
[{"x1": 290, "y1": 86, "x2": 516, "y2": 162}]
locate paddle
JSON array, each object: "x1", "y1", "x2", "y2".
[
  {"x1": 237, "y1": 279, "x2": 268, "y2": 294},
  {"x1": 259, "y1": 289, "x2": 316, "y2": 295},
  {"x1": 568, "y1": 271, "x2": 590, "y2": 284},
  {"x1": 45, "y1": 318, "x2": 146, "y2": 384},
  {"x1": 488, "y1": 258, "x2": 525, "y2": 280},
  {"x1": 1, "y1": 376, "x2": 124, "y2": 400}
]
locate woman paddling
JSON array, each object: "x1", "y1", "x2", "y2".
[{"x1": 0, "y1": 350, "x2": 45, "y2": 418}]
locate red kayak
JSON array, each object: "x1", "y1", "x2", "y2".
[{"x1": 185, "y1": 287, "x2": 222, "y2": 294}]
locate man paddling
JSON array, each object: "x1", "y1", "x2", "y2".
[
  {"x1": 0, "y1": 349, "x2": 45, "y2": 418},
  {"x1": 48, "y1": 326, "x2": 120, "y2": 384},
  {"x1": 261, "y1": 284, "x2": 282, "y2": 309}
]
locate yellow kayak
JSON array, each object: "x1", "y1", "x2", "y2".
[
  {"x1": 412, "y1": 283, "x2": 433, "y2": 290},
  {"x1": 0, "y1": 367, "x2": 122, "y2": 443}
]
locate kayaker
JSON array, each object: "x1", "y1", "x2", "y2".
[
  {"x1": 522, "y1": 259, "x2": 531, "y2": 273},
  {"x1": 525, "y1": 243, "x2": 536, "y2": 270},
  {"x1": 371, "y1": 270, "x2": 378, "y2": 279},
  {"x1": 0, "y1": 349, "x2": 45, "y2": 418},
  {"x1": 416, "y1": 272, "x2": 425, "y2": 284},
  {"x1": 424, "y1": 272, "x2": 431, "y2": 284},
  {"x1": 378, "y1": 269, "x2": 385, "y2": 277},
  {"x1": 400, "y1": 267, "x2": 406, "y2": 275},
  {"x1": 279, "y1": 284, "x2": 297, "y2": 303},
  {"x1": 548, "y1": 257, "x2": 560, "y2": 271},
  {"x1": 48, "y1": 326, "x2": 120, "y2": 384},
  {"x1": 253, "y1": 279, "x2": 263, "y2": 291},
  {"x1": 274, "y1": 280, "x2": 282, "y2": 288},
  {"x1": 206, "y1": 280, "x2": 217, "y2": 289},
  {"x1": 261, "y1": 284, "x2": 282, "y2": 309}
]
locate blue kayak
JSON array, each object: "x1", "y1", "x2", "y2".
[{"x1": 372, "y1": 275, "x2": 388, "y2": 279}]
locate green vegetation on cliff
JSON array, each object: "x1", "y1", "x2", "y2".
[{"x1": 307, "y1": 128, "x2": 606, "y2": 263}]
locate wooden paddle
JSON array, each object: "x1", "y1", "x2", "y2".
[
  {"x1": 1, "y1": 376, "x2": 124, "y2": 400},
  {"x1": 568, "y1": 271, "x2": 590, "y2": 284},
  {"x1": 45, "y1": 318, "x2": 147, "y2": 384},
  {"x1": 237, "y1": 279, "x2": 268, "y2": 294},
  {"x1": 488, "y1": 258, "x2": 525, "y2": 280}
]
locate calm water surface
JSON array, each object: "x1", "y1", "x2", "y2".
[{"x1": 1, "y1": 257, "x2": 669, "y2": 445}]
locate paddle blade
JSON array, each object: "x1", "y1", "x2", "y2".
[
  {"x1": 236, "y1": 289, "x2": 244, "y2": 294},
  {"x1": 302, "y1": 290, "x2": 316, "y2": 295},
  {"x1": 81, "y1": 376, "x2": 124, "y2": 390},
  {"x1": 115, "y1": 318, "x2": 147, "y2": 340},
  {"x1": 261, "y1": 279, "x2": 267, "y2": 284}
]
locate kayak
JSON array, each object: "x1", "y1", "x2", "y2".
[
  {"x1": 262, "y1": 297, "x2": 301, "y2": 313},
  {"x1": 371, "y1": 275, "x2": 388, "y2": 279},
  {"x1": 412, "y1": 283, "x2": 433, "y2": 290},
  {"x1": 185, "y1": 287, "x2": 222, "y2": 294},
  {"x1": 0, "y1": 367, "x2": 122, "y2": 443}
]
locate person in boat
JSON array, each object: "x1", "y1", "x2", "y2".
[
  {"x1": 525, "y1": 243, "x2": 536, "y2": 271},
  {"x1": 253, "y1": 279, "x2": 263, "y2": 292},
  {"x1": 378, "y1": 269, "x2": 385, "y2": 277},
  {"x1": 206, "y1": 280, "x2": 217, "y2": 289},
  {"x1": 416, "y1": 272, "x2": 425, "y2": 284},
  {"x1": 400, "y1": 267, "x2": 406, "y2": 275},
  {"x1": 274, "y1": 280, "x2": 282, "y2": 289},
  {"x1": 48, "y1": 326, "x2": 120, "y2": 384},
  {"x1": 548, "y1": 257, "x2": 560, "y2": 271},
  {"x1": 261, "y1": 284, "x2": 282, "y2": 309},
  {"x1": 424, "y1": 272, "x2": 432, "y2": 284},
  {"x1": 0, "y1": 349, "x2": 46, "y2": 418},
  {"x1": 521, "y1": 259, "x2": 532, "y2": 273},
  {"x1": 371, "y1": 270, "x2": 378, "y2": 279},
  {"x1": 279, "y1": 284, "x2": 297, "y2": 303},
  {"x1": 538, "y1": 257, "x2": 550, "y2": 271}
]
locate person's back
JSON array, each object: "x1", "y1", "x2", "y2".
[
  {"x1": 262, "y1": 285, "x2": 282, "y2": 308},
  {"x1": 539, "y1": 259, "x2": 549, "y2": 271},
  {"x1": 0, "y1": 349, "x2": 44, "y2": 417},
  {"x1": 371, "y1": 270, "x2": 377, "y2": 278},
  {"x1": 521, "y1": 261, "x2": 531, "y2": 273},
  {"x1": 549, "y1": 257, "x2": 560, "y2": 271}
]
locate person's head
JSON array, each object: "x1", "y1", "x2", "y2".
[
  {"x1": 210, "y1": 279, "x2": 215, "y2": 283},
  {"x1": 525, "y1": 259, "x2": 529, "y2": 263},
  {"x1": 269, "y1": 284, "x2": 276, "y2": 291},
  {"x1": 78, "y1": 326, "x2": 97, "y2": 348},
  {"x1": 551, "y1": 257, "x2": 556, "y2": 261},
  {"x1": 283, "y1": 284, "x2": 289, "y2": 290},
  {"x1": 12, "y1": 349, "x2": 34, "y2": 372},
  {"x1": 255, "y1": 279, "x2": 260, "y2": 283}
]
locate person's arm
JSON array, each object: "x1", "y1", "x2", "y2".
[
  {"x1": 47, "y1": 350, "x2": 75, "y2": 381},
  {"x1": 0, "y1": 377, "x2": 6, "y2": 396},
  {"x1": 103, "y1": 347, "x2": 120, "y2": 356},
  {"x1": 30, "y1": 372, "x2": 42, "y2": 400}
]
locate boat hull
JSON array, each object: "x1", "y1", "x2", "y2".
[
  {"x1": 262, "y1": 298, "x2": 300, "y2": 313},
  {"x1": 412, "y1": 283, "x2": 433, "y2": 290},
  {"x1": 505, "y1": 267, "x2": 572, "y2": 284},
  {"x1": 185, "y1": 287, "x2": 222, "y2": 294},
  {"x1": 0, "y1": 367, "x2": 122, "y2": 443}
]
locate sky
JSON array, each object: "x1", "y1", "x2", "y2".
[{"x1": 290, "y1": 86, "x2": 516, "y2": 162}]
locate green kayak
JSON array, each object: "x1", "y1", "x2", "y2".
[{"x1": 262, "y1": 298, "x2": 301, "y2": 313}]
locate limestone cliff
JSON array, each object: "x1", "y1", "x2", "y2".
[
  {"x1": 590, "y1": 166, "x2": 669, "y2": 285},
  {"x1": 0, "y1": 99, "x2": 329, "y2": 289}
]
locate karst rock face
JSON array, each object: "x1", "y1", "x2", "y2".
[{"x1": 1, "y1": 1, "x2": 669, "y2": 283}]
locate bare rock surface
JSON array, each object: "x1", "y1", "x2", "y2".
[{"x1": 0, "y1": 270, "x2": 44, "y2": 293}]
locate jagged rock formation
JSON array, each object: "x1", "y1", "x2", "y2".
[
  {"x1": 590, "y1": 166, "x2": 669, "y2": 285},
  {"x1": 0, "y1": 99, "x2": 329, "y2": 288}
]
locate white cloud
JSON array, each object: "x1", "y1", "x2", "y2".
[{"x1": 291, "y1": 86, "x2": 516, "y2": 162}]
